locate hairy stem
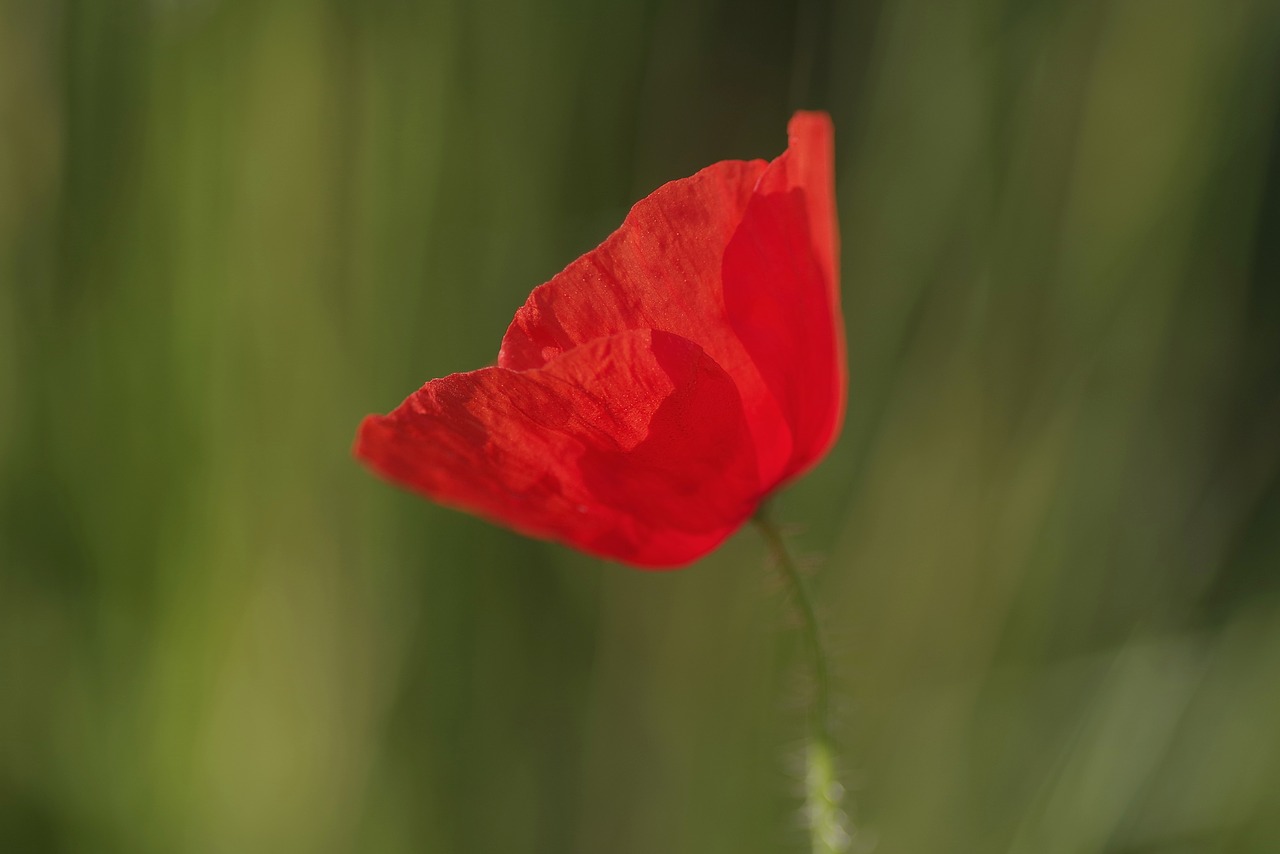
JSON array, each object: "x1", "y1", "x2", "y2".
[{"x1": 754, "y1": 506, "x2": 849, "y2": 854}]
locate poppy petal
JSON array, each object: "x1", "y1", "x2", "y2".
[
  {"x1": 355, "y1": 329, "x2": 761, "y2": 567},
  {"x1": 724, "y1": 111, "x2": 845, "y2": 479},
  {"x1": 497, "y1": 159, "x2": 795, "y2": 487}
]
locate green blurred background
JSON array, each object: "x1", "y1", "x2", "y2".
[{"x1": 4, "y1": 0, "x2": 1280, "y2": 851}]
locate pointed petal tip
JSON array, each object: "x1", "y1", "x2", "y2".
[{"x1": 788, "y1": 110, "x2": 834, "y2": 146}]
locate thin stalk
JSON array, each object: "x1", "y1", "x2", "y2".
[{"x1": 754, "y1": 506, "x2": 849, "y2": 854}]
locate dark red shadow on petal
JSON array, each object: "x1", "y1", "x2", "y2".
[
  {"x1": 579, "y1": 330, "x2": 760, "y2": 550},
  {"x1": 723, "y1": 185, "x2": 842, "y2": 483}
]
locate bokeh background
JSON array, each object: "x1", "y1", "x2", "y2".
[{"x1": 4, "y1": 0, "x2": 1280, "y2": 851}]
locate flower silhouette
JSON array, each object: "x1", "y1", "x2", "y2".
[{"x1": 356, "y1": 112, "x2": 843, "y2": 567}]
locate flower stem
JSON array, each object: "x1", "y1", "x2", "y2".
[{"x1": 754, "y1": 506, "x2": 849, "y2": 854}]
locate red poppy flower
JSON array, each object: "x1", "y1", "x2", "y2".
[{"x1": 356, "y1": 111, "x2": 843, "y2": 568}]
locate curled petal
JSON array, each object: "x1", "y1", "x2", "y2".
[
  {"x1": 497, "y1": 114, "x2": 843, "y2": 490},
  {"x1": 498, "y1": 159, "x2": 794, "y2": 487},
  {"x1": 356, "y1": 329, "x2": 760, "y2": 567},
  {"x1": 724, "y1": 111, "x2": 844, "y2": 479}
]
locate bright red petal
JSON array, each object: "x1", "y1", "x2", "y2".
[
  {"x1": 724, "y1": 111, "x2": 845, "y2": 480},
  {"x1": 497, "y1": 113, "x2": 844, "y2": 491},
  {"x1": 357, "y1": 112, "x2": 844, "y2": 567},
  {"x1": 497, "y1": 159, "x2": 795, "y2": 488},
  {"x1": 355, "y1": 330, "x2": 761, "y2": 567}
]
